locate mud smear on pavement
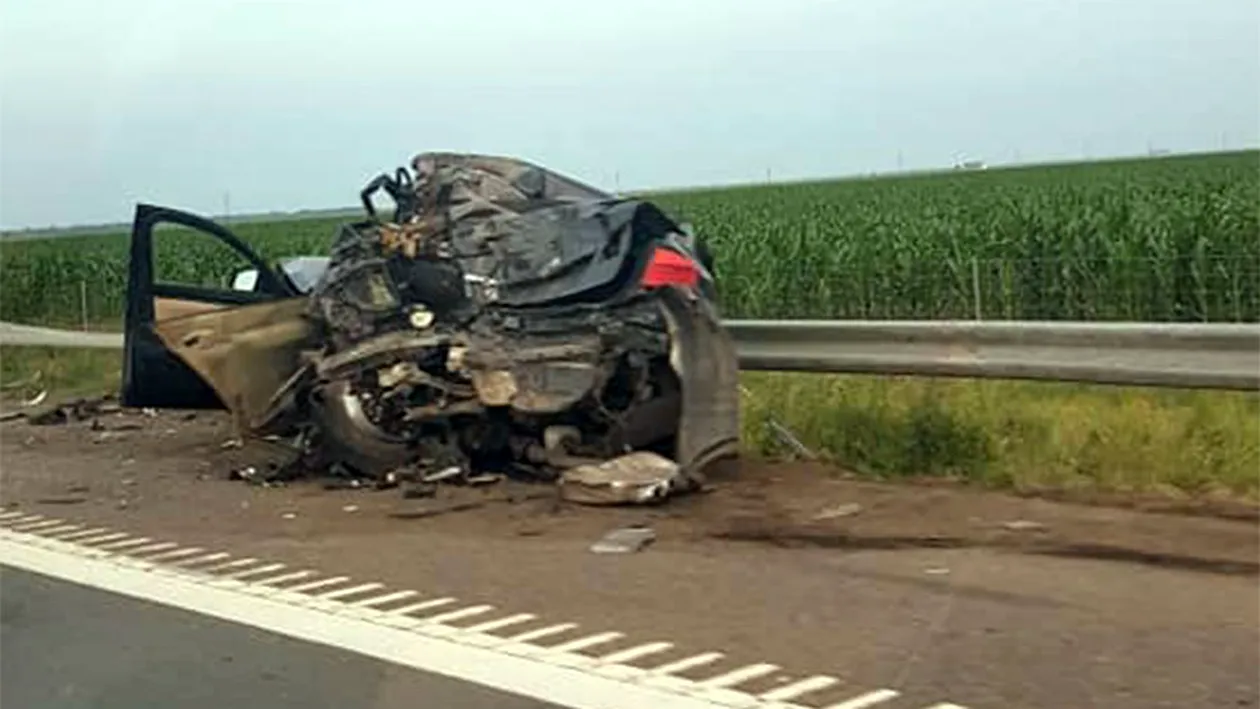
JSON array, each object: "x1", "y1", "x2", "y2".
[
  {"x1": 691, "y1": 460, "x2": 1260, "y2": 576},
  {"x1": 709, "y1": 520, "x2": 1260, "y2": 576},
  {"x1": 1, "y1": 406, "x2": 1257, "y2": 577}
]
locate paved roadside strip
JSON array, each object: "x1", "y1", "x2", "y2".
[
  {"x1": 0, "y1": 512, "x2": 968, "y2": 709},
  {"x1": 2, "y1": 566, "x2": 566, "y2": 709}
]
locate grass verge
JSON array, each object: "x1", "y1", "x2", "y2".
[
  {"x1": 0, "y1": 346, "x2": 122, "y2": 404},
  {"x1": 741, "y1": 373, "x2": 1260, "y2": 502},
  {"x1": 3, "y1": 346, "x2": 1257, "y2": 503}
]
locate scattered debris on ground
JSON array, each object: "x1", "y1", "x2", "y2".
[
  {"x1": 559, "y1": 451, "x2": 694, "y2": 506},
  {"x1": 24, "y1": 394, "x2": 122, "y2": 426},
  {"x1": 1002, "y1": 519, "x2": 1049, "y2": 532},
  {"x1": 590, "y1": 525, "x2": 656, "y2": 553},
  {"x1": 813, "y1": 502, "x2": 863, "y2": 520}
]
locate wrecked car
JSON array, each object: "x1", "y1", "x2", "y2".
[{"x1": 121, "y1": 152, "x2": 740, "y2": 504}]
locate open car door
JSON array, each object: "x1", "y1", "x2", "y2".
[{"x1": 122, "y1": 204, "x2": 309, "y2": 413}]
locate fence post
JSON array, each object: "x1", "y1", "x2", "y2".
[
  {"x1": 971, "y1": 258, "x2": 983, "y2": 321},
  {"x1": 80, "y1": 279, "x2": 89, "y2": 331}
]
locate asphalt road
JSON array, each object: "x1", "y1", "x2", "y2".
[
  {"x1": 2, "y1": 413, "x2": 1259, "y2": 709},
  {"x1": 0, "y1": 566, "x2": 560, "y2": 709}
]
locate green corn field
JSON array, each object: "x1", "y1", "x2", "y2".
[{"x1": 2, "y1": 150, "x2": 1257, "y2": 327}]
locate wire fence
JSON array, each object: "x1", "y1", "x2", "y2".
[
  {"x1": 2, "y1": 254, "x2": 1258, "y2": 330},
  {"x1": 716, "y1": 254, "x2": 1260, "y2": 323}
]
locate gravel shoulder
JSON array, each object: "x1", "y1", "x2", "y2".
[{"x1": 1, "y1": 404, "x2": 1255, "y2": 576}]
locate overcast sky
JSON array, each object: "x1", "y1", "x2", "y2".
[{"x1": 1, "y1": 0, "x2": 1257, "y2": 229}]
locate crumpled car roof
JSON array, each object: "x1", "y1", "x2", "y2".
[{"x1": 408, "y1": 152, "x2": 612, "y2": 205}]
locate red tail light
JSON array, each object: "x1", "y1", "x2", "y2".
[{"x1": 640, "y1": 246, "x2": 700, "y2": 288}]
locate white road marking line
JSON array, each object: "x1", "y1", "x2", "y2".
[
  {"x1": 143, "y1": 547, "x2": 204, "y2": 561},
  {"x1": 759, "y1": 675, "x2": 840, "y2": 702},
  {"x1": 38, "y1": 524, "x2": 83, "y2": 537},
  {"x1": 76, "y1": 532, "x2": 130, "y2": 545},
  {"x1": 696, "y1": 663, "x2": 780, "y2": 689},
  {"x1": 422, "y1": 605, "x2": 495, "y2": 624},
  {"x1": 0, "y1": 533, "x2": 762, "y2": 709},
  {"x1": 548, "y1": 632, "x2": 625, "y2": 654},
  {"x1": 223, "y1": 563, "x2": 286, "y2": 580},
  {"x1": 56, "y1": 528, "x2": 111, "y2": 541},
  {"x1": 349, "y1": 590, "x2": 419, "y2": 608},
  {"x1": 128, "y1": 542, "x2": 180, "y2": 556},
  {"x1": 7, "y1": 526, "x2": 967, "y2": 709},
  {"x1": 7, "y1": 515, "x2": 45, "y2": 525},
  {"x1": 96, "y1": 537, "x2": 153, "y2": 550},
  {"x1": 388, "y1": 597, "x2": 457, "y2": 615},
  {"x1": 201, "y1": 558, "x2": 260, "y2": 573},
  {"x1": 598, "y1": 642, "x2": 675, "y2": 665},
  {"x1": 463, "y1": 613, "x2": 537, "y2": 634},
  {"x1": 285, "y1": 576, "x2": 352, "y2": 594},
  {"x1": 316, "y1": 582, "x2": 385, "y2": 600},
  {"x1": 0, "y1": 511, "x2": 29, "y2": 520},
  {"x1": 505, "y1": 623, "x2": 579, "y2": 643},
  {"x1": 825, "y1": 689, "x2": 902, "y2": 709},
  {"x1": 173, "y1": 552, "x2": 232, "y2": 567},
  {"x1": 649, "y1": 652, "x2": 726, "y2": 676},
  {"x1": 253, "y1": 570, "x2": 316, "y2": 586},
  {"x1": 11, "y1": 519, "x2": 65, "y2": 531}
]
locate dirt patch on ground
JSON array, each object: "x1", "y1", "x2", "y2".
[{"x1": 1, "y1": 403, "x2": 1256, "y2": 575}]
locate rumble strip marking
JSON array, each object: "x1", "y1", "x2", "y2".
[{"x1": 0, "y1": 513, "x2": 971, "y2": 709}]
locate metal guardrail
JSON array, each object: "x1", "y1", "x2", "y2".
[
  {"x1": 2, "y1": 320, "x2": 1258, "y2": 391},
  {"x1": 727, "y1": 320, "x2": 1260, "y2": 391},
  {"x1": 0, "y1": 322, "x2": 125, "y2": 349}
]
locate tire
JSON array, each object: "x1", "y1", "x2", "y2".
[{"x1": 309, "y1": 379, "x2": 413, "y2": 476}]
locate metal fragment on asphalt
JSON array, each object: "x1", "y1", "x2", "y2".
[{"x1": 590, "y1": 525, "x2": 656, "y2": 554}]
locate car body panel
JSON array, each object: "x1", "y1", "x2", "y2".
[
  {"x1": 150, "y1": 298, "x2": 315, "y2": 431},
  {"x1": 122, "y1": 204, "x2": 296, "y2": 411}
]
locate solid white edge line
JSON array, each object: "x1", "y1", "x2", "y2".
[
  {"x1": 0, "y1": 533, "x2": 742, "y2": 709},
  {"x1": 824, "y1": 689, "x2": 902, "y2": 709},
  {"x1": 0, "y1": 511, "x2": 30, "y2": 520},
  {"x1": 920, "y1": 704, "x2": 968, "y2": 709},
  {"x1": 759, "y1": 675, "x2": 839, "y2": 701}
]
